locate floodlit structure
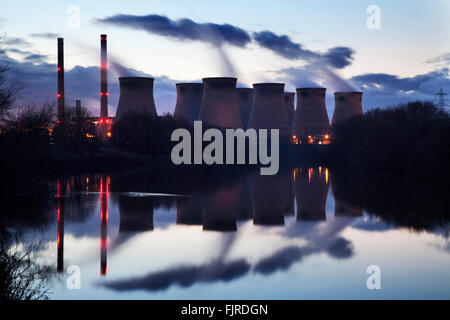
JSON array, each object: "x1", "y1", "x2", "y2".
[
  {"x1": 331, "y1": 92, "x2": 363, "y2": 127},
  {"x1": 100, "y1": 34, "x2": 108, "y2": 119},
  {"x1": 173, "y1": 83, "x2": 203, "y2": 124},
  {"x1": 247, "y1": 83, "x2": 289, "y2": 137},
  {"x1": 57, "y1": 38, "x2": 64, "y2": 123},
  {"x1": 294, "y1": 168, "x2": 329, "y2": 221},
  {"x1": 284, "y1": 92, "x2": 295, "y2": 132},
  {"x1": 115, "y1": 77, "x2": 158, "y2": 121},
  {"x1": 291, "y1": 88, "x2": 331, "y2": 139},
  {"x1": 198, "y1": 77, "x2": 242, "y2": 129},
  {"x1": 236, "y1": 88, "x2": 253, "y2": 129}
]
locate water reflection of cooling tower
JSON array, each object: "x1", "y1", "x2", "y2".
[
  {"x1": 237, "y1": 179, "x2": 253, "y2": 221},
  {"x1": 176, "y1": 195, "x2": 203, "y2": 225},
  {"x1": 201, "y1": 183, "x2": 241, "y2": 231},
  {"x1": 331, "y1": 92, "x2": 363, "y2": 127},
  {"x1": 284, "y1": 92, "x2": 295, "y2": 133},
  {"x1": 115, "y1": 77, "x2": 157, "y2": 121},
  {"x1": 119, "y1": 197, "x2": 154, "y2": 232},
  {"x1": 173, "y1": 83, "x2": 203, "y2": 124},
  {"x1": 198, "y1": 77, "x2": 242, "y2": 129},
  {"x1": 248, "y1": 174, "x2": 286, "y2": 225},
  {"x1": 295, "y1": 168, "x2": 329, "y2": 221},
  {"x1": 331, "y1": 176, "x2": 363, "y2": 217},
  {"x1": 248, "y1": 83, "x2": 289, "y2": 137},
  {"x1": 236, "y1": 88, "x2": 253, "y2": 129},
  {"x1": 291, "y1": 88, "x2": 330, "y2": 138},
  {"x1": 285, "y1": 170, "x2": 295, "y2": 216}
]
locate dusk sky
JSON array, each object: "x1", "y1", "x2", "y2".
[{"x1": 1, "y1": 0, "x2": 449, "y2": 116}]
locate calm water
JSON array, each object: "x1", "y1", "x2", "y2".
[{"x1": 3, "y1": 167, "x2": 450, "y2": 299}]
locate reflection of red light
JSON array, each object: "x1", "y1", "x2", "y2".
[
  {"x1": 105, "y1": 92, "x2": 109, "y2": 96},
  {"x1": 57, "y1": 93, "x2": 61, "y2": 98},
  {"x1": 100, "y1": 92, "x2": 104, "y2": 96},
  {"x1": 57, "y1": 67, "x2": 61, "y2": 71}
]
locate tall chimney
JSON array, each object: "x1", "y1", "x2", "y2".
[
  {"x1": 331, "y1": 92, "x2": 363, "y2": 127},
  {"x1": 57, "y1": 38, "x2": 64, "y2": 123},
  {"x1": 236, "y1": 88, "x2": 253, "y2": 129},
  {"x1": 247, "y1": 83, "x2": 289, "y2": 137},
  {"x1": 291, "y1": 88, "x2": 330, "y2": 139},
  {"x1": 198, "y1": 77, "x2": 242, "y2": 129},
  {"x1": 116, "y1": 77, "x2": 157, "y2": 121},
  {"x1": 173, "y1": 83, "x2": 203, "y2": 124},
  {"x1": 284, "y1": 92, "x2": 295, "y2": 132},
  {"x1": 100, "y1": 34, "x2": 108, "y2": 119}
]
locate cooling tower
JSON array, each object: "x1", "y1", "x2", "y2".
[
  {"x1": 115, "y1": 77, "x2": 158, "y2": 121},
  {"x1": 176, "y1": 195, "x2": 203, "y2": 225},
  {"x1": 247, "y1": 83, "x2": 289, "y2": 137},
  {"x1": 201, "y1": 183, "x2": 241, "y2": 231},
  {"x1": 284, "y1": 92, "x2": 295, "y2": 132},
  {"x1": 198, "y1": 77, "x2": 242, "y2": 129},
  {"x1": 331, "y1": 92, "x2": 363, "y2": 127},
  {"x1": 236, "y1": 88, "x2": 253, "y2": 129},
  {"x1": 57, "y1": 38, "x2": 64, "y2": 123},
  {"x1": 100, "y1": 34, "x2": 108, "y2": 119},
  {"x1": 291, "y1": 88, "x2": 331, "y2": 138},
  {"x1": 173, "y1": 83, "x2": 203, "y2": 124},
  {"x1": 295, "y1": 168, "x2": 329, "y2": 221},
  {"x1": 331, "y1": 176, "x2": 362, "y2": 217},
  {"x1": 248, "y1": 173, "x2": 285, "y2": 225},
  {"x1": 119, "y1": 196, "x2": 154, "y2": 232}
]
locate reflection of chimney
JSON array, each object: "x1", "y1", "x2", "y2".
[
  {"x1": 295, "y1": 168, "x2": 329, "y2": 221},
  {"x1": 174, "y1": 83, "x2": 203, "y2": 124},
  {"x1": 201, "y1": 183, "x2": 240, "y2": 231},
  {"x1": 57, "y1": 38, "x2": 64, "y2": 123},
  {"x1": 331, "y1": 92, "x2": 363, "y2": 127},
  {"x1": 284, "y1": 92, "x2": 295, "y2": 133},
  {"x1": 100, "y1": 176, "x2": 109, "y2": 276},
  {"x1": 119, "y1": 196, "x2": 154, "y2": 232},
  {"x1": 236, "y1": 88, "x2": 253, "y2": 129},
  {"x1": 100, "y1": 34, "x2": 108, "y2": 119},
  {"x1": 248, "y1": 83, "x2": 289, "y2": 137},
  {"x1": 198, "y1": 77, "x2": 242, "y2": 129},
  {"x1": 331, "y1": 176, "x2": 362, "y2": 217},
  {"x1": 116, "y1": 77, "x2": 158, "y2": 121},
  {"x1": 176, "y1": 195, "x2": 203, "y2": 225},
  {"x1": 248, "y1": 174, "x2": 285, "y2": 225},
  {"x1": 56, "y1": 180, "x2": 64, "y2": 272},
  {"x1": 291, "y1": 88, "x2": 330, "y2": 138}
]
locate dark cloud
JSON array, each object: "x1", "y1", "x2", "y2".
[
  {"x1": 24, "y1": 53, "x2": 48, "y2": 63},
  {"x1": 254, "y1": 246, "x2": 313, "y2": 275},
  {"x1": 322, "y1": 46, "x2": 355, "y2": 69},
  {"x1": 253, "y1": 30, "x2": 319, "y2": 60},
  {"x1": 96, "y1": 14, "x2": 251, "y2": 48},
  {"x1": 100, "y1": 259, "x2": 251, "y2": 292},
  {"x1": 29, "y1": 33, "x2": 60, "y2": 39},
  {"x1": 4, "y1": 37, "x2": 32, "y2": 47}
]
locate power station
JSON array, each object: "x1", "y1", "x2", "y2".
[
  {"x1": 198, "y1": 77, "x2": 243, "y2": 129},
  {"x1": 173, "y1": 83, "x2": 203, "y2": 124},
  {"x1": 331, "y1": 92, "x2": 363, "y2": 127},
  {"x1": 236, "y1": 88, "x2": 253, "y2": 129},
  {"x1": 284, "y1": 92, "x2": 295, "y2": 133}
]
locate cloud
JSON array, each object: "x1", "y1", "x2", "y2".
[
  {"x1": 253, "y1": 31, "x2": 319, "y2": 60},
  {"x1": 29, "y1": 33, "x2": 60, "y2": 39},
  {"x1": 96, "y1": 14, "x2": 251, "y2": 48},
  {"x1": 4, "y1": 37, "x2": 32, "y2": 47},
  {"x1": 322, "y1": 46, "x2": 355, "y2": 69},
  {"x1": 100, "y1": 259, "x2": 251, "y2": 292},
  {"x1": 427, "y1": 52, "x2": 450, "y2": 66}
]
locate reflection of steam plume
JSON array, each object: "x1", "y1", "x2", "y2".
[
  {"x1": 295, "y1": 168, "x2": 329, "y2": 221},
  {"x1": 248, "y1": 174, "x2": 286, "y2": 225}
]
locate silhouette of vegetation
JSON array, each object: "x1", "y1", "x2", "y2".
[
  {"x1": 112, "y1": 112, "x2": 191, "y2": 155},
  {"x1": 0, "y1": 229, "x2": 52, "y2": 300},
  {"x1": 330, "y1": 101, "x2": 450, "y2": 175}
]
